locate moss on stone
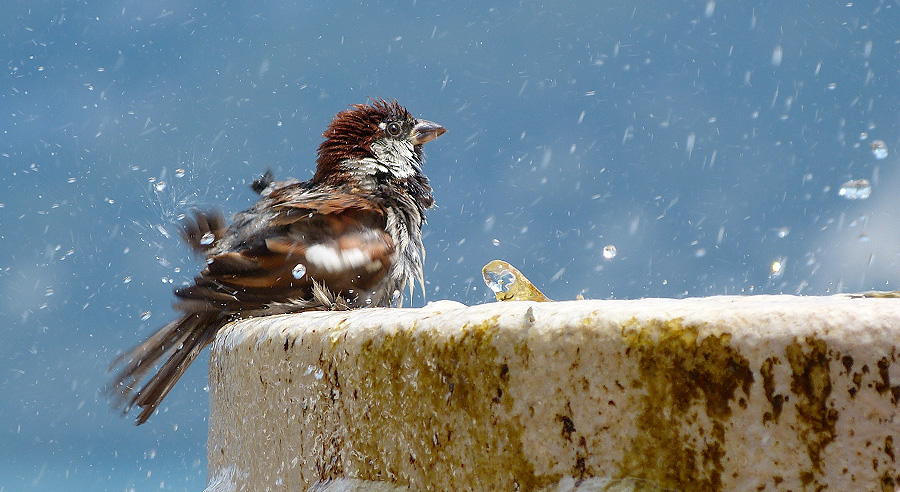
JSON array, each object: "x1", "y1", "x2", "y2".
[
  {"x1": 618, "y1": 319, "x2": 754, "y2": 492},
  {"x1": 785, "y1": 337, "x2": 838, "y2": 490},
  {"x1": 342, "y1": 316, "x2": 550, "y2": 491}
]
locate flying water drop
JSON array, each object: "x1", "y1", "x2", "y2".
[
  {"x1": 871, "y1": 140, "x2": 888, "y2": 160},
  {"x1": 771, "y1": 45, "x2": 783, "y2": 67},
  {"x1": 602, "y1": 245, "x2": 617, "y2": 260},
  {"x1": 199, "y1": 232, "x2": 215, "y2": 245},
  {"x1": 770, "y1": 259, "x2": 785, "y2": 278},
  {"x1": 292, "y1": 263, "x2": 307, "y2": 279},
  {"x1": 838, "y1": 179, "x2": 871, "y2": 200}
]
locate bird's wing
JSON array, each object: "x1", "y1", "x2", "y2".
[
  {"x1": 174, "y1": 186, "x2": 395, "y2": 314},
  {"x1": 180, "y1": 209, "x2": 227, "y2": 254}
]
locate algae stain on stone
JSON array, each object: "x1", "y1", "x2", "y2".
[
  {"x1": 875, "y1": 357, "x2": 900, "y2": 405},
  {"x1": 619, "y1": 319, "x2": 754, "y2": 492},
  {"x1": 349, "y1": 317, "x2": 549, "y2": 492},
  {"x1": 785, "y1": 337, "x2": 838, "y2": 488},
  {"x1": 760, "y1": 357, "x2": 784, "y2": 425}
]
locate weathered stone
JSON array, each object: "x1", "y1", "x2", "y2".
[{"x1": 207, "y1": 296, "x2": 900, "y2": 492}]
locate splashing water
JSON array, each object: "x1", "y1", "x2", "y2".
[
  {"x1": 291, "y1": 263, "x2": 307, "y2": 279},
  {"x1": 484, "y1": 267, "x2": 515, "y2": 294},
  {"x1": 481, "y1": 260, "x2": 553, "y2": 302}
]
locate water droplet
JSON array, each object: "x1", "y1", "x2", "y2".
[
  {"x1": 859, "y1": 132, "x2": 869, "y2": 141},
  {"x1": 770, "y1": 260, "x2": 784, "y2": 277},
  {"x1": 364, "y1": 298, "x2": 372, "y2": 305},
  {"x1": 392, "y1": 289, "x2": 401, "y2": 302},
  {"x1": 140, "y1": 311, "x2": 152, "y2": 320},
  {"x1": 492, "y1": 238, "x2": 500, "y2": 247},
  {"x1": 771, "y1": 45, "x2": 783, "y2": 67},
  {"x1": 44, "y1": 288, "x2": 54, "y2": 297},
  {"x1": 67, "y1": 177, "x2": 76, "y2": 183},
  {"x1": 292, "y1": 263, "x2": 306, "y2": 279},
  {"x1": 483, "y1": 215, "x2": 496, "y2": 233},
  {"x1": 314, "y1": 368, "x2": 324, "y2": 380},
  {"x1": 694, "y1": 248, "x2": 707, "y2": 258},
  {"x1": 827, "y1": 82, "x2": 837, "y2": 90},
  {"x1": 871, "y1": 140, "x2": 888, "y2": 160},
  {"x1": 602, "y1": 245, "x2": 617, "y2": 259},
  {"x1": 175, "y1": 168, "x2": 186, "y2": 178},
  {"x1": 199, "y1": 232, "x2": 215, "y2": 245},
  {"x1": 484, "y1": 268, "x2": 516, "y2": 294},
  {"x1": 154, "y1": 181, "x2": 167, "y2": 192},
  {"x1": 858, "y1": 233, "x2": 870, "y2": 243},
  {"x1": 777, "y1": 227, "x2": 790, "y2": 238},
  {"x1": 123, "y1": 276, "x2": 132, "y2": 284},
  {"x1": 838, "y1": 179, "x2": 871, "y2": 200}
]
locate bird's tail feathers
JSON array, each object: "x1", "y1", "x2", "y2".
[{"x1": 108, "y1": 310, "x2": 222, "y2": 425}]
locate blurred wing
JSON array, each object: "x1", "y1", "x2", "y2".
[
  {"x1": 175, "y1": 189, "x2": 394, "y2": 313},
  {"x1": 180, "y1": 209, "x2": 227, "y2": 254}
]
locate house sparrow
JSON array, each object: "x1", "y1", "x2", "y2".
[{"x1": 110, "y1": 99, "x2": 446, "y2": 425}]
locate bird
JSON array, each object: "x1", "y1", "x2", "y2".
[{"x1": 109, "y1": 99, "x2": 446, "y2": 425}]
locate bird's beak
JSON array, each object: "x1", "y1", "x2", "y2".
[{"x1": 411, "y1": 120, "x2": 446, "y2": 145}]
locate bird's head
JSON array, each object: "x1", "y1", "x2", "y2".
[{"x1": 313, "y1": 99, "x2": 446, "y2": 187}]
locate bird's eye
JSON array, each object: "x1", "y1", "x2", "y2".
[{"x1": 386, "y1": 121, "x2": 402, "y2": 136}]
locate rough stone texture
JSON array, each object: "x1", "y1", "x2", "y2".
[{"x1": 206, "y1": 295, "x2": 900, "y2": 492}]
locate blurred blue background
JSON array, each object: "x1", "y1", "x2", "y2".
[{"x1": 2, "y1": 1, "x2": 899, "y2": 489}]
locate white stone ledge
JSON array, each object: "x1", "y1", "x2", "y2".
[{"x1": 206, "y1": 295, "x2": 900, "y2": 492}]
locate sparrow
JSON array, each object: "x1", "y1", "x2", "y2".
[{"x1": 110, "y1": 99, "x2": 446, "y2": 425}]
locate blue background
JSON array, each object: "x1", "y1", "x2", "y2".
[{"x1": 2, "y1": 1, "x2": 899, "y2": 489}]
